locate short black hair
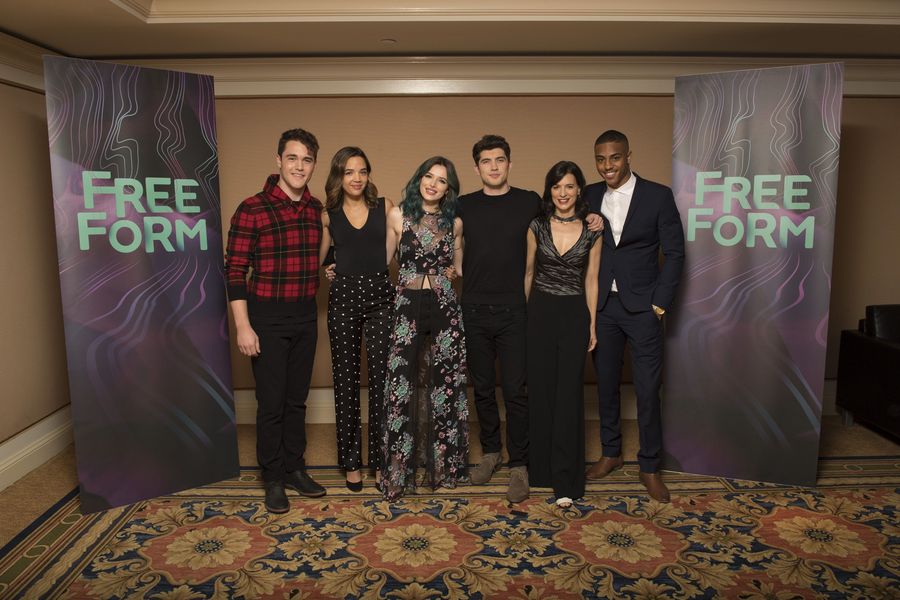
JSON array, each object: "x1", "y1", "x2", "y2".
[
  {"x1": 277, "y1": 128, "x2": 319, "y2": 160},
  {"x1": 594, "y1": 130, "x2": 629, "y2": 150},
  {"x1": 472, "y1": 134, "x2": 510, "y2": 164}
]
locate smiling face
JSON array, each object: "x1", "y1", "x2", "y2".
[
  {"x1": 551, "y1": 173, "x2": 581, "y2": 215},
  {"x1": 341, "y1": 155, "x2": 369, "y2": 201},
  {"x1": 276, "y1": 140, "x2": 316, "y2": 197},
  {"x1": 474, "y1": 147, "x2": 511, "y2": 193},
  {"x1": 594, "y1": 140, "x2": 631, "y2": 190},
  {"x1": 420, "y1": 163, "x2": 449, "y2": 205}
]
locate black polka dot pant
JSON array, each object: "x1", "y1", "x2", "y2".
[{"x1": 327, "y1": 270, "x2": 394, "y2": 472}]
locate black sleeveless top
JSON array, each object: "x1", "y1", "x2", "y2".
[{"x1": 328, "y1": 197, "x2": 388, "y2": 275}]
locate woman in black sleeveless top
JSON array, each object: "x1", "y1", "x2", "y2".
[
  {"x1": 320, "y1": 147, "x2": 394, "y2": 491},
  {"x1": 524, "y1": 161, "x2": 601, "y2": 509}
]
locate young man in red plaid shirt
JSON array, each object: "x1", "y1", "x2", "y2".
[{"x1": 225, "y1": 128, "x2": 327, "y2": 513}]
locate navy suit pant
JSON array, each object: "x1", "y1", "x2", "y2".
[{"x1": 593, "y1": 293, "x2": 664, "y2": 472}]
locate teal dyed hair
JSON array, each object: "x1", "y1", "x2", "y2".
[{"x1": 400, "y1": 156, "x2": 460, "y2": 232}]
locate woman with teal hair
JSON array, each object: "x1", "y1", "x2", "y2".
[{"x1": 381, "y1": 156, "x2": 468, "y2": 500}]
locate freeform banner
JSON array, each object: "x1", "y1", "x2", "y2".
[
  {"x1": 44, "y1": 56, "x2": 239, "y2": 512},
  {"x1": 664, "y1": 63, "x2": 843, "y2": 486}
]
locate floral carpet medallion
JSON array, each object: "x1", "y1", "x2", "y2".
[{"x1": 1, "y1": 458, "x2": 899, "y2": 598}]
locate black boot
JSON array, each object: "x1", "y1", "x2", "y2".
[
  {"x1": 263, "y1": 481, "x2": 290, "y2": 513},
  {"x1": 285, "y1": 470, "x2": 326, "y2": 498}
]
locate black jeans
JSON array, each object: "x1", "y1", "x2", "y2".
[
  {"x1": 250, "y1": 314, "x2": 317, "y2": 482},
  {"x1": 462, "y1": 302, "x2": 528, "y2": 468}
]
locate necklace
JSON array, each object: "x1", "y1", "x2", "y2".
[
  {"x1": 423, "y1": 208, "x2": 441, "y2": 216},
  {"x1": 550, "y1": 213, "x2": 579, "y2": 223}
]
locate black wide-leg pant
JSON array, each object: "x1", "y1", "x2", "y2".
[
  {"x1": 327, "y1": 271, "x2": 393, "y2": 472},
  {"x1": 527, "y1": 289, "x2": 589, "y2": 500},
  {"x1": 251, "y1": 314, "x2": 317, "y2": 483}
]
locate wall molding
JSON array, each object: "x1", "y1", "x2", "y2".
[
  {"x1": 108, "y1": 1, "x2": 900, "y2": 25},
  {"x1": 0, "y1": 407, "x2": 73, "y2": 493},
  {"x1": 3, "y1": 32, "x2": 899, "y2": 97},
  {"x1": 144, "y1": 56, "x2": 900, "y2": 97},
  {"x1": 0, "y1": 33, "x2": 50, "y2": 92}
]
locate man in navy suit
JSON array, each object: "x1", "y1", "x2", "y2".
[{"x1": 584, "y1": 130, "x2": 684, "y2": 502}]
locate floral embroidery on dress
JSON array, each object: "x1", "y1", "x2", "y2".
[{"x1": 382, "y1": 214, "x2": 468, "y2": 500}]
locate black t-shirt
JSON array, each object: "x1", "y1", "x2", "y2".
[{"x1": 458, "y1": 187, "x2": 541, "y2": 305}]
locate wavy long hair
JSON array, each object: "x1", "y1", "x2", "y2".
[
  {"x1": 325, "y1": 146, "x2": 379, "y2": 210},
  {"x1": 541, "y1": 161, "x2": 588, "y2": 220},
  {"x1": 400, "y1": 156, "x2": 460, "y2": 232}
]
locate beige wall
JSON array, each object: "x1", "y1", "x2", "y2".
[
  {"x1": 0, "y1": 82, "x2": 70, "y2": 443},
  {"x1": 218, "y1": 94, "x2": 900, "y2": 388},
  {"x1": 3, "y1": 86, "x2": 898, "y2": 441},
  {"x1": 218, "y1": 95, "x2": 677, "y2": 388},
  {"x1": 828, "y1": 98, "x2": 900, "y2": 372}
]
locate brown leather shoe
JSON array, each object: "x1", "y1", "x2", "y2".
[
  {"x1": 586, "y1": 455, "x2": 624, "y2": 480},
  {"x1": 638, "y1": 471, "x2": 670, "y2": 503}
]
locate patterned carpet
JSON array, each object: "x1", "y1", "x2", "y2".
[{"x1": 1, "y1": 458, "x2": 898, "y2": 599}]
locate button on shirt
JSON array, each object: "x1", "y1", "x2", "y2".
[
  {"x1": 600, "y1": 172, "x2": 636, "y2": 292},
  {"x1": 225, "y1": 174, "x2": 323, "y2": 305}
]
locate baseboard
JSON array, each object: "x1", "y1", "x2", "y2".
[
  {"x1": 234, "y1": 388, "x2": 340, "y2": 424},
  {"x1": 823, "y1": 379, "x2": 837, "y2": 415},
  {"x1": 0, "y1": 383, "x2": 838, "y2": 491},
  {"x1": 235, "y1": 384, "x2": 644, "y2": 424},
  {"x1": 234, "y1": 382, "x2": 839, "y2": 425},
  {"x1": 0, "y1": 407, "x2": 73, "y2": 493}
]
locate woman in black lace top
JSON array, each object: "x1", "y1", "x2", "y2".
[
  {"x1": 381, "y1": 157, "x2": 468, "y2": 500},
  {"x1": 524, "y1": 161, "x2": 601, "y2": 509}
]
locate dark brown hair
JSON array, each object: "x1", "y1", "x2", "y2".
[{"x1": 325, "y1": 146, "x2": 379, "y2": 210}]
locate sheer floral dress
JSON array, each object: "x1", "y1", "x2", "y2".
[{"x1": 382, "y1": 213, "x2": 468, "y2": 500}]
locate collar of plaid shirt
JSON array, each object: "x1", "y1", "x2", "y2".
[{"x1": 263, "y1": 174, "x2": 316, "y2": 208}]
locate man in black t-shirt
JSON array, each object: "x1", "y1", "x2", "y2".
[
  {"x1": 459, "y1": 135, "x2": 538, "y2": 503},
  {"x1": 459, "y1": 135, "x2": 602, "y2": 504}
]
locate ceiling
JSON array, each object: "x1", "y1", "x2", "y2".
[{"x1": 2, "y1": 0, "x2": 900, "y2": 60}]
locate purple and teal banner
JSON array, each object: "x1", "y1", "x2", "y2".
[
  {"x1": 44, "y1": 57, "x2": 239, "y2": 512},
  {"x1": 663, "y1": 63, "x2": 843, "y2": 486}
]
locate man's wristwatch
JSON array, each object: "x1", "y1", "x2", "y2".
[{"x1": 652, "y1": 305, "x2": 666, "y2": 318}]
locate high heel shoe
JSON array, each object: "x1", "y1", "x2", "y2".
[{"x1": 345, "y1": 470, "x2": 363, "y2": 492}]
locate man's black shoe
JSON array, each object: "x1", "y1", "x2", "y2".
[
  {"x1": 263, "y1": 481, "x2": 290, "y2": 513},
  {"x1": 284, "y1": 469, "x2": 327, "y2": 498}
]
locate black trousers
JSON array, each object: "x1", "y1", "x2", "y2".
[
  {"x1": 327, "y1": 271, "x2": 393, "y2": 472},
  {"x1": 463, "y1": 302, "x2": 528, "y2": 468},
  {"x1": 527, "y1": 290, "x2": 589, "y2": 500},
  {"x1": 593, "y1": 293, "x2": 664, "y2": 473},
  {"x1": 250, "y1": 314, "x2": 317, "y2": 483}
]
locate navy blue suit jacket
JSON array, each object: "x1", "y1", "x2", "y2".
[{"x1": 584, "y1": 175, "x2": 685, "y2": 313}]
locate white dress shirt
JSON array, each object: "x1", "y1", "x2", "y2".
[{"x1": 600, "y1": 172, "x2": 636, "y2": 292}]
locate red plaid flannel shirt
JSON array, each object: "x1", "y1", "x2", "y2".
[{"x1": 225, "y1": 175, "x2": 322, "y2": 305}]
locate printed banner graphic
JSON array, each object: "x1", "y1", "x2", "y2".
[
  {"x1": 44, "y1": 56, "x2": 239, "y2": 512},
  {"x1": 664, "y1": 63, "x2": 843, "y2": 486}
]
